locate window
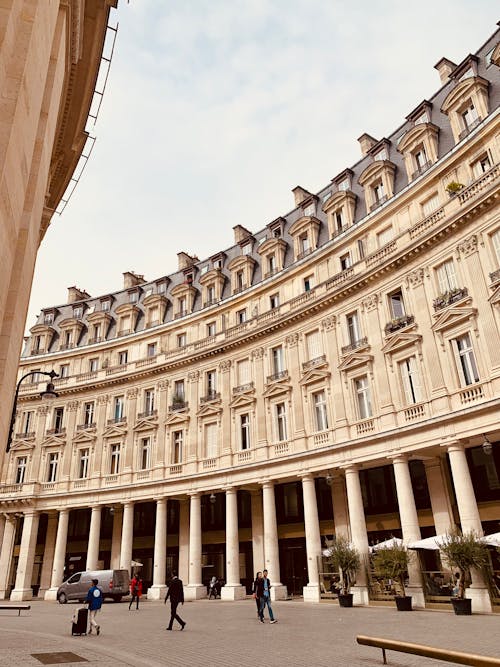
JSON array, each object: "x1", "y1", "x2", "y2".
[
  {"x1": 355, "y1": 376, "x2": 372, "y2": 419},
  {"x1": 53, "y1": 407, "x2": 64, "y2": 433},
  {"x1": 33, "y1": 335, "x2": 41, "y2": 353},
  {"x1": 377, "y1": 226, "x2": 393, "y2": 247},
  {"x1": 340, "y1": 253, "x2": 351, "y2": 271},
  {"x1": 114, "y1": 395, "x2": 124, "y2": 421},
  {"x1": 15, "y1": 456, "x2": 27, "y2": 484},
  {"x1": 236, "y1": 270, "x2": 244, "y2": 291},
  {"x1": 242, "y1": 243, "x2": 251, "y2": 255},
  {"x1": 89, "y1": 358, "x2": 99, "y2": 372},
  {"x1": 174, "y1": 380, "x2": 185, "y2": 399},
  {"x1": 206, "y1": 285, "x2": 216, "y2": 304},
  {"x1": 29, "y1": 369, "x2": 41, "y2": 384},
  {"x1": 22, "y1": 411, "x2": 33, "y2": 434},
  {"x1": 452, "y1": 333, "x2": 479, "y2": 386},
  {"x1": 145, "y1": 287, "x2": 153, "y2": 297},
  {"x1": 304, "y1": 275, "x2": 313, "y2": 292},
  {"x1": 269, "y1": 293, "x2": 280, "y2": 309},
  {"x1": 237, "y1": 309, "x2": 247, "y2": 324},
  {"x1": 147, "y1": 342, "x2": 157, "y2": 357},
  {"x1": 110, "y1": 444, "x2": 121, "y2": 474},
  {"x1": 47, "y1": 452, "x2": 59, "y2": 483},
  {"x1": 140, "y1": 437, "x2": 151, "y2": 469},
  {"x1": 471, "y1": 154, "x2": 491, "y2": 179},
  {"x1": 240, "y1": 413, "x2": 250, "y2": 450},
  {"x1": 462, "y1": 103, "x2": 479, "y2": 130},
  {"x1": 78, "y1": 448, "x2": 90, "y2": 479},
  {"x1": 177, "y1": 333, "x2": 187, "y2": 348},
  {"x1": 414, "y1": 111, "x2": 429, "y2": 125},
  {"x1": 275, "y1": 403, "x2": 287, "y2": 442},
  {"x1": 84, "y1": 402, "x2": 95, "y2": 425},
  {"x1": 73, "y1": 306, "x2": 83, "y2": 319},
  {"x1": 271, "y1": 346, "x2": 284, "y2": 374},
  {"x1": 205, "y1": 422, "x2": 218, "y2": 458},
  {"x1": 422, "y1": 194, "x2": 440, "y2": 217},
  {"x1": 303, "y1": 202, "x2": 315, "y2": 216},
  {"x1": 178, "y1": 297, "x2": 187, "y2": 315},
  {"x1": 373, "y1": 181, "x2": 385, "y2": 204},
  {"x1": 157, "y1": 281, "x2": 166, "y2": 294},
  {"x1": 59, "y1": 364, "x2": 69, "y2": 378},
  {"x1": 118, "y1": 350, "x2": 128, "y2": 365},
  {"x1": 207, "y1": 321, "x2": 216, "y2": 337},
  {"x1": 389, "y1": 290, "x2": 405, "y2": 319},
  {"x1": 338, "y1": 178, "x2": 350, "y2": 191},
  {"x1": 357, "y1": 239, "x2": 366, "y2": 259},
  {"x1": 44, "y1": 312, "x2": 53, "y2": 325},
  {"x1": 299, "y1": 234, "x2": 310, "y2": 254},
  {"x1": 413, "y1": 146, "x2": 428, "y2": 175},
  {"x1": 101, "y1": 300, "x2": 110, "y2": 312},
  {"x1": 129, "y1": 291, "x2": 138, "y2": 303},
  {"x1": 206, "y1": 370, "x2": 217, "y2": 395},
  {"x1": 305, "y1": 330, "x2": 322, "y2": 360},
  {"x1": 237, "y1": 359, "x2": 250, "y2": 385},
  {"x1": 346, "y1": 312, "x2": 361, "y2": 345},
  {"x1": 334, "y1": 210, "x2": 344, "y2": 233},
  {"x1": 172, "y1": 430, "x2": 183, "y2": 464},
  {"x1": 268, "y1": 254, "x2": 276, "y2": 273},
  {"x1": 313, "y1": 391, "x2": 328, "y2": 431},
  {"x1": 374, "y1": 148, "x2": 388, "y2": 161},
  {"x1": 399, "y1": 357, "x2": 422, "y2": 405},
  {"x1": 144, "y1": 389, "x2": 155, "y2": 414},
  {"x1": 64, "y1": 331, "x2": 72, "y2": 348},
  {"x1": 436, "y1": 260, "x2": 458, "y2": 293},
  {"x1": 92, "y1": 323, "x2": 101, "y2": 341},
  {"x1": 200, "y1": 265, "x2": 209, "y2": 276},
  {"x1": 492, "y1": 230, "x2": 500, "y2": 265}
]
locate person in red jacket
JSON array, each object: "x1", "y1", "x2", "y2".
[{"x1": 129, "y1": 574, "x2": 143, "y2": 610}]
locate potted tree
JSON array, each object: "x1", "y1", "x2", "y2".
[
  {"x1": 445, "y1": 181, "x2": 464, "y2": 197},
  {"x1": 372, "y1": 543, "x2": 413, "y2": 611},
  {"x1": 325, "y1": 535, "x2": 361, "y2": 607},
  {"x1": 440, "y1": 531, "x2": 490, "y2": 615}
]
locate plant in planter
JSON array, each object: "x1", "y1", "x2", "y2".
[
  {"x1": 372, "y1": 543, "x2": 413, "y2": 611},
  {"x1": 440, "y1": 531, "x2": 491, "y2": 615},
  {"x1": 445, "y1": 181, "x2": 464, "y2": 197},
  {"x1": 325, "y1": 535, "x2": 361, "y2": 607}
]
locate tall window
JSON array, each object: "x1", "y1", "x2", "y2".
[
  {"x1": 389, "y1": 290, "x2": 405, "y2": 319},
  {"x1": 490, "y1": 229, "x2": 500, "y2": 265},
  {"x1": 413, "y1": 147, "x2": 428, "y2": 171},
  {"x1": 60, "y1": 364, "x2": 70, "y2": 378},
  {"x1": 299, "y1": 234, "x2": 310, "y2": 254},
  {"x1": 53, "y1": 407, "x2": 64, "y2": 433},
  {"x1": 377, "y1": 226, "x2": 393, "y2": 247},
  {"x1": 207, "y1": 321, "x2": 216, "y2": 337},
  {"x1": 422, "y1": 193, "x2": 440, "y2": 217},
  {"x1": 205, "y1": 423, "x2": 218, "y2": 459},
  {"x1": 462, "y1": 102, "x2": 479, "y2": 130},
  {"x1": 271, "y1": 346, "x2": 284, "y2": 375},
  {"x1": 15, "y1": 456, "x2": 27, "y2": 484},
  {"x1": 140, "y1": 437, "x2": 151, "y2": 469},
  {"x1": 89, "y1": 358, "x2": 99, "y2": 372},
  {"x1": 346, "y1": 312, "x2": 361, "y2": 345},
  {"x1": 110, "y1": 444, "x2": 121, "y2": 474},
  {"x1": 144, "y1": 389, "x2": 155, "y2": 414},
  {"x1": 84, "y1": 402, "x2": 95, "y2": 425},
  {"x1": 305, "y1": 330, "x2": 322, "y2": 361},
  {"x1": 399, "y1": 357, "x2": 422, "y2": 405},
  {"x1": 240, "y1": 413, "x2": 251, "y2": 450},
  {"x1": 237, "y1": 309, "x2": 247, "y2": 324},
  {"x1": 355, "y1": 376, "x2": 372, "y2": 419},
  {"x1": 78, "y1": 448, "x2": 90, "y2": 479},
  {"x1": 147, "y1": 342, "x2": 157, "y2": 357},
  {"x1": 304, "y1": 275, "x2": 313, "y2": 292},
  {"x1": 207, "y1": 285, "x2": 216, "y2": 303},
  {"x1": 114, "y1": 395, "x2": 124, "y2": 421},
  {"x1": 206, "y1": 370, "x2": 217, "y2": 395},
  {"x1": 22, "y1": 411, "x2": 33, "y2": 435},
  {"x1": 237, "y1": 359, "x2": 250, "y2": 385},
  {"x1": 118, "y1": 350, "x2": 128, "y2": 365},
  {"x1": 313, "y1": 391, "x2": 328, "y2": 431},
  {"x1": 174, "y1": 380, "x2": 185, "y2": 400},
  {"x1": 275, "y1": 403, "x2": 287, "y2": 442},
  {"x1": 373, "y1": 181, "x2": 385, "y2": 204},
  {"x1": 471, "y1": 154, "x2": 491, "y2": 179},
  {"x1": 437, "y1": 260, "x2": 458, "y2": 293},
  {"x1": 452, "y1": 333, "x2": 479, "y2": 386},
  {"x1": 269, "y1": 293, "x2": 280, "y2": 309},
  {"x1": 335, "y1": 210, "x2": 344, "y2": 232},
  {"x1": 47, "y1": 452, "x2": 59, "y2": 483},
  {"x1": 236, "y1": 270, "x2": 244, "y2": 291},
  {"x1": 172, "y1": 430, "x2": 183, "y2": 464},
  {"x1": 64, "y1": 331, "x2": 72, "y2": 348},
  {"x1": 340, "y1": 253, "x2": 351, "y2": 270},
  {"x1": 177, "y1": 333, "x2": 187, "y2": 348}
]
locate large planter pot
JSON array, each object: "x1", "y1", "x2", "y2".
[
  {"x1": 338, "y1": 593, "x2": 353, "y2": 608},
  {"x1": 451, "y1": 598, "x2": 472, "y2": 615},
  {"x1": 395, "y1": 595, "x2": 412, "y2": 611}
]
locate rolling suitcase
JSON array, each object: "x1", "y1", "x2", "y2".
[{"x1": 71, "y1": 607, "x2": 88, "y2": 636}]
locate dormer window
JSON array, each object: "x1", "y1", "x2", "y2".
[
  {"x1": 268, "y1": 254, "x2": 276, "y2": 274},
  {"x1": 338, "y1": 178, "x2": 350, "y2": 191},
  {"x1": 144, "y1": 287, "x2": 153, "y2": 297},
  {"x1": 213, "y1": 258, "x2": 222, "y2": 269},
  {"x1": 73, "y1": 306, "x2": 83, "y2": 319},
  {"x1": 101, "y1": 300, "x2": 110, "y2": 312},
  {"x1": 129, "y1": 291, "x2": 138, "y2": 304},
  {"x1": 414, "y1": 111, "x2": 429, "y2": 125},
  {"x1": 242, "y1": 243, "x2": 252, "y2": 256},
  {"x1": 303, "y1": 202, "x2": 315, "y2": 217},
  {"x1": 200, "y1": 265, "x2": 209, "y2": 276},
  {"x1": 44, "y1": 312, "x2": 54, "y2": 325},
  {"x1": 459, "y1": 67, "x2": 474, "y2": 81},
  {"x1": 461, "y1": 102, "x2": 480, "y2": 136},
  {"x1": 157, "y1": 281, "x2": 166, "y2": 294},
  {"x1": 440, "y1": 67, "x2": 489, "y2": 144},
  {"x1": 184, "y1": 273, "x2": 193, "y2": 285},
  {"x1": 299, "y1": 234, "x2": 310, "y2": 256},
  {"x1": 372, "y1": 182, "x2": 386, "y2": 207},
  {"x1": 374, "y1": 148, "x2": 388, "y2": 161}
]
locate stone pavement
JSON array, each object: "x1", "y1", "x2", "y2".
[{"x1": 0, "y1": 598, "x2": 498, "y2": 667}]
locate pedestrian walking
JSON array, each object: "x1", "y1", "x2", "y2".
[
  {"x1": 164, "y1": 571, "x2": 186, "y2": 631},
  {"x1": 208, "y1": 576, "x2": 218, "y2": 599},
  {"x1": 85, "y1": 578, "x2": 103, "y2": 635},
  {"x1": 252, "y1": 571, "x2": 263, "y2": 619},
  {"x1": 129, "y1": 574, "x2": 143, "y2": 610},
  {"x1": 260, "y1": 569, "x2": 277, "y2": 624}
]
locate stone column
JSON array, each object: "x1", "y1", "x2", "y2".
[
  {"x1": 331, "y1": 473, "x2": 350, "y2": 539},
  {"x1": 45, "y1": 509, "x2": 69, "y2": 600},
  {"x1": 148, "y1": 497, "x2": 168, "y2": 599},
  {"x1": 11, "y1": 510, "x2": 40, "y2": 600},
  {"x1": 447, "y1": 442, "x2": 491, "y2": 613},
  {"x1": 250, "y1": 490, "x2": 264, "y2": 576},
  {"x1": 178, "y1": 499, "x2": 190, "y2": 583},
  {"x1": 301, "y1": 474, "x2": 322, "y2": 602},
  {"x1": 391, "y1": 455, "x2": 425, "y2": 608},
  {"x1": 221, "y1": 487, "x2": 245, "y2": 600},
  {"x1": 0, "y1": 515, "x2": 17, "y2": 599},
  {"x1": 424, "y1": 458, "x2": 454, "y2": 535},
  {"x1": 344, "y1": 465, "x2": 369, "y2": 605},
  {"x1": 86, "y1": 506, "x2": 102, "y2": 571},
  {"x1": 110, "y1": 506, "x2": 123, "y2": 569},
  {"x1": 184, "y1": 492, "x2": 205, "y2": 599},
  {"x1": 262, "y1": 481, "x2": 287, "y2": 600},
  {"x1": 38, "y1": 512, "x2": 58, "y2": 596},
  {"x1": 119, "y1": 502, "x2": 135, "y2": 575}
]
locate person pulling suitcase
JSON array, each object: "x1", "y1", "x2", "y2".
[{"x1": 85, "y1": 578, "x2": 103, "y2": 635}]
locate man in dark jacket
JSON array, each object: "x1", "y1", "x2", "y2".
[
  {"x1": 164, "y1": 572, "x2": 186, "y2": 630},
  {"x1": 260, "y1": 570, "x2": 277, "y2": 623}
]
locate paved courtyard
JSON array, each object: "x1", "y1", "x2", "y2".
[{"x1": 0, "y1": 598, "x2": 498, "y2": 667}]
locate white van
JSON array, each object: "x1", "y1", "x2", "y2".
[{"x1": 57, "y1": 569, "x2": 130, "y2": 604}]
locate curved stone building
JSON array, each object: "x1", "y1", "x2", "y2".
[{"x1": 1, "y1": 25, "x2": 500, "y2": 612}]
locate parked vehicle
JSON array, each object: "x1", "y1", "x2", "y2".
[{"x1": 57, "y1": 569, "x2": 129, "y2": 604}]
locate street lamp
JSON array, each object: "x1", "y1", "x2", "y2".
[
  {"x1": 6, "y1": 370, "x2": 59, "y2": 452},
  {"x1": 482, "y1": 434, "x2": 493, "y2": 455}
]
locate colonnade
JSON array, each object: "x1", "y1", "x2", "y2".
[{"x1": 0, "y1": 443, "x2": 492, "y2": 612}]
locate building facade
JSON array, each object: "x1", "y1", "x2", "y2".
[{"x1": 1, "y1": 27, "x2": 500, "y2": 611}]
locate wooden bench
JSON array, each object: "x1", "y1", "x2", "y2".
[
  {"x1": 356, "y1": 635, "x2": 500, "y2": 666},
  {"x1": 0, "y1": 604, "x2": 31, "y2": 616}
]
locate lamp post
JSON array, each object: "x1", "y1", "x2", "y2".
[{"x1": 6, "y1": 370, "x2": 59, "y2": 452}]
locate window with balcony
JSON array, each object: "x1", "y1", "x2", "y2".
[
  {"x1": 346, "y1": 312, "x2": 361, "y2": 347},
  {"x1": 399, "y1": 357, "x2": 422, "y2": 405},
  {"x1": 147, "y1": 342, "x2": 157, "y2": 357},
  {"x1": 436, "y1": 259, "x2": 458, "y2": 294},
  {"x1": 275, "y1": 403, "x2": 287, "y2": 442},
  {"x1": 113, "y1": 396, "x2": 125, "y2": 421},
  {"x1": 32, "y1": 335, "x2": 42, "y2": 354},
  {"x1": 89, "y1": 358, "x2": 99, "y2": 372},
  {"x1": 90, "y1": 323, "x2": 101, "y2": 343},
  {"x1": 204, "y1": 422, "x2": 218, "y2": 458},
  {"x1": 63, "y1": 331, "x2": 72, "y2": 349},
  {"x1": 389, "y1": 290, "x2": 405, "y2": 319},
  {"x1": 461, "y1": 102, "x2": 480, "y2": 135},
  {"x1": 78, "y1": 448, "x2": 90, "y2": 479},
  {"x1": 177, "y1": 332, "x2": 187, "y2": 348},
  {"x1": 15, "y1": 456, "x2": 27, "y2": 484},
  {"x1": 355, "y1": 376, "x2": 372, "y2": 419},
  {"x1": 84, "y1": 402, "x2": 95, "y2": 425},
  {"x1": 144, "y1": 389, "x2": 155, "y2": 415},
  {"x1": 205, "y1": 284, "x2": 216, "y2": 306},
  {"x1": 471, "y1": 153, "x2": 491, "y2": 179},
  {"x1": 140, "y1": 436, "x2": 151, "y2": 470},
  {"x1": 411, "y1": 146, "x2": 431, "y2": 179},
  {"x1": 240, "y1": 413, "x2": 251, "y2": 450},
  {"x1": 304, "y1": 275, "x2": 314, "y2": 292},
  {"x1": 110, "y1": 444, "x2": 121, "y2": 474},
  {"x1": 53, "y1": 407, "x2": 64, "y2": 433},
  {"x1": 269, "y1": 293, "x2": 280, "y2": 309},
  {"x1": 118, "y1": 350, "x2": 128, "y2": 365},
  {"x1": 47, "y1": 452, "x2": 59, "y2": 482},
  {"x1": 237, "y1": 309, "x2": 247, "y2": 324},
  {"x1": 313, "y1": 391, "x2": 328, "y2": 431},
  {"x1": 60, "y1": 364, "x2": 69, "y2": 378},
  {"x1": 207, "y1": 321, "x2": 216, "y2": 337},
  {"x1": 452, "y1": 333, "x2": 479, "y2": 386},
  {"x1": 237, "y1": 359, "x2": 250, "y2": 386},
  {"x1": 172, "y1": 430, "x2": 183, "y2": 464},
  {"x1": 421, "y1": 193, "x2": 440, "y2": 217},
  {"x1": 174, "y1": 380, "x2": 185, "y2": 400},
  {"x1": 271, "y1": 346, "x2": 285, "y2": 375},
  {"x1": 206, "y1": 370, "x2": 217, "y2": 398},
  {"x1": 305, "y1": 330, "x2": 322, "y2": 362},
  {"x1": 340, "y1": 253, "x2": 351, "y2": 271}
]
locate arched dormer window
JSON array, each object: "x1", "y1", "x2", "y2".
[
  {"x1": 227, "y1": 255, "x2": 256, "y2": 294},
  {"x1": 257, "y1": 237, "x2": 287, "y2": 277},
  {"x1": 358, "y1": 140, "x2": 396, "y2": 212}
]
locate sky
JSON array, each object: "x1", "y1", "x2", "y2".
[{"x1": 26, "y1": 0, "x2": 500, "y2": 329}]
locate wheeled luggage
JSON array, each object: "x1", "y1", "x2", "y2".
[{"x1": 71, "y1": 607, "x2": 88, "y2": 635}]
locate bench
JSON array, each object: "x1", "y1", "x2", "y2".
[
  {"x1": 0, "y1": 604, "x2": 31, "y2": 616},
  {"x1": 356, "y1": 635, "x2": 500, "y2": 666}
]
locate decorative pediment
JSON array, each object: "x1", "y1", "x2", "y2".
[
  {"x1": 358, "y1": 159, "x2": 396, "y2": 186},
  {"x1": 133, "y1": 417, "x2": 159, "y2": 432},
  {"x1": 165, "y1": 411, "x2": 190, "y2": 426},
  {"x1": 227, "y1": 255, "x2": 256, "y2": 272},
  {"x1": 41, "y1": 433, "x2": 67, "y2": 447},
  {"x1": 338, "y1": 352, "x2": 373, "y2": 372},
  {"x1": 197, "y1": 403, "x2": 223, "y2": 418},
  {"x1": 432, "y1": 306, "x2": 478, "y2": 334},
  {"x1": 381, "y1": 332, "x2": 422, "y2": 355},
  {"x1": 9, "y1": 439, "x2": 35, "y2": 452},
  {"x1": 256, "y1": 237, "x2": 287, "y2": 256},
  {"x1": 397, "y1": 122, "x2": 439, "y2": 155},
  {"x1": 262, "y1": 382, "x2": 292, "y2": 398},
  {"x1": 229, "y1": 393, "x2": 256, "y2": 409},
  {"x1": 299, "y1": 368, "x2": 331, "y2": 386},
  {"x1": 440, "y1": 76, "x2": 489, "y2": 115},
  {"x1": 288, "y1": 216, "x2": 321, "y2": 238},
  {"x1": 103, "y1": 423, "x2": 128, "y2": 439},
  {"x1": 322, "y1": 189, "x2": 357, "y2": 214},
  {"x1": 488, "y1": 284, "x2": 500, "y2": 306},
  {"x1": 72, "y1": 430, "x2": 97, "y2": 444}
]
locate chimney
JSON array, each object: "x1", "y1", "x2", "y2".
[
  {"x1": 67, "y1": 286, "x2": 90, "y2": 303},
  {"x1": 177, "y1": 252, "x2": 196, "y2": 270},
  {"x1": 434, "y1": 57, "x2": 457, "y2": 85},
  {"x1": 123, "y1": 271, "x2": 146, "y2": 289},
  {"x1": 232, "y1": 225, "x2": 253, "y2": 244},
  {"x1": 292, "y1": 186, "x2": 311, "y2": 207},
  {"x1": 357, "y1": 133, "x2": 377, "y2": 156}
]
